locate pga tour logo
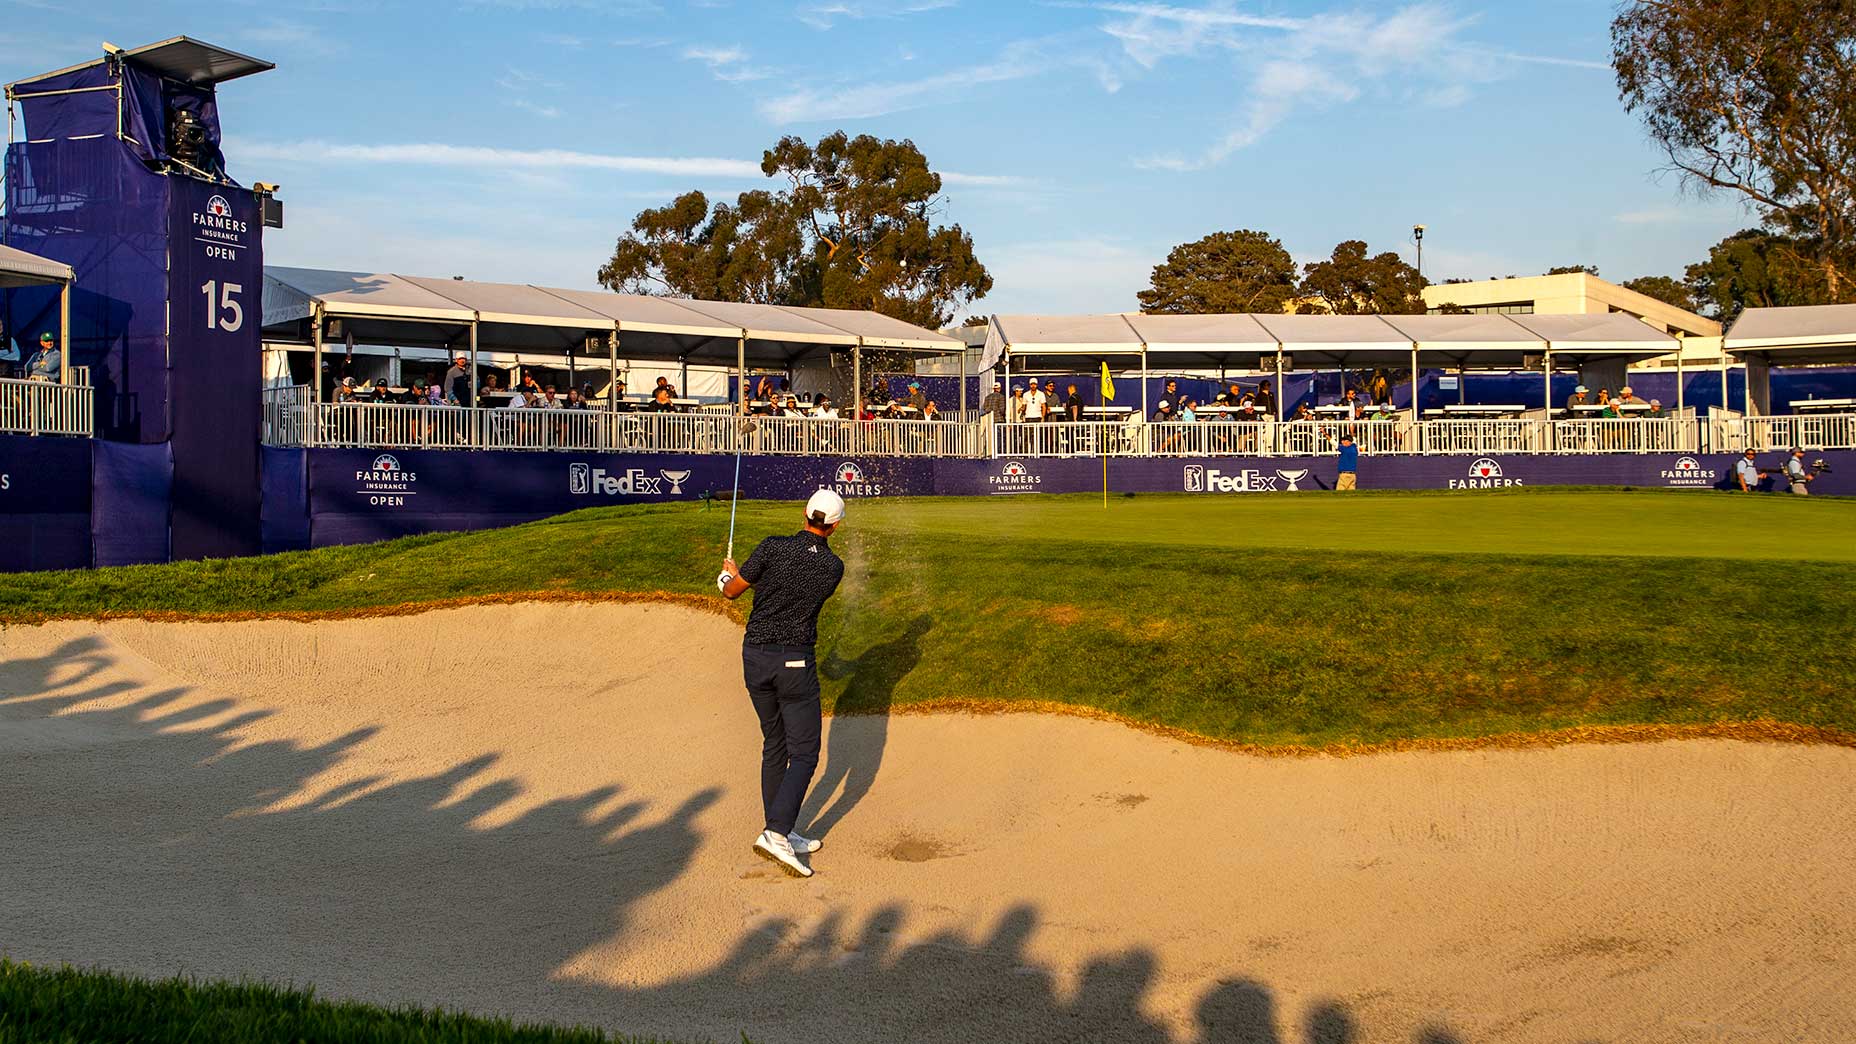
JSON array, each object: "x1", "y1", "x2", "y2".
[
  {"x1": 831, "y1": 461, "x2": 883, "y2": 497},
  {"x1": 988, "y1": 460, "x2": 1042, "y2": 494},
  {"x1": 569, "y1": 463, "x2": 691, "y2": 496},
  {"x1": 355, "y1": 453, "x2": 416, "y2": 507},
  {"x1": 1449, "y1": 458, "x2": 1523, "y2": 489},
  {"x1": 1660, "y1": 455, "x2": 1718, "y2": 487},
  {"x1": 1183, "y1": 465, "x2": 1311, "y2": 493}
]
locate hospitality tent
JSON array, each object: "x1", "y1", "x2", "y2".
[
  {"x1": 263, "y1": 267, "x2": 966, "y2": 409},
  {"x1": 981, "y1": 311, "x2": 1681, "y2": 418},
  {"x1": 0, "y1": 243, "x2": 76, "y2": 382},
  {"x1": 1724, "y1": 303, "x2": 1856, "y2": 414}
]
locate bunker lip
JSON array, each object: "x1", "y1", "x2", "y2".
[{"x1": 3, "y1": 593, "x2": 1851, "y2": 758}]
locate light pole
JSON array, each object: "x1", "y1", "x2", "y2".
[{"x1": 1412, "y1": 224, "x2": 1426, "y2": 279}]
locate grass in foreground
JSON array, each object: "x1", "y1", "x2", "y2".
[
  {"x1": 2, "y1": 490, "x2": 1852, "y2": 749},
  {"x1": 0, "y1": 959, "x2": 690, "y2": 1044}
]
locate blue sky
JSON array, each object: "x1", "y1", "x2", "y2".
[{"x1": 7, "y1": 0, "x2": 1756, "y2": 319}]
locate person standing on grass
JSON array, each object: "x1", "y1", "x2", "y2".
[
  {"x1": 1784, "y1": 448, "x2": 1815, "y2": 495},
  {"x1": 717, "y1": 489, "x2": 848, "y2": 879},
  {"x1": 1336, "y1": 432, "x2": 1359, "y2": 491},
  {"x1": 1734, "y1": 449, "x2": 1765, "y2": 492}
]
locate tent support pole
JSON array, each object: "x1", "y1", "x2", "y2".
[
  {"x1": 58, "y1": 278, "x2": 71, "y2": 386},
  {"x1": 1543, "y1": 349, "x2": 1553, "y2": 451},
  {"x1": 1675, "y1": 345, "x2": 1684, "y2": 416},
  {"x1": 1140, "y1": 350, "x2": 1149, "y2": 419},
  {"x1": 958, "y1": 344, "x2": 967, "y2": 417},
  {"x1": 853, "y1": 342, "x2": 863, "y2": 418},
  {"x1": 1274, "y1": 351, "x2": 1284, "y2": 421},
  {"x1": 1409, "y1": 346, "x2": 1419, "y2": 426},
  {"x1": 467, "y1": 320, "x2": 479, "y2": 408},
  {"x1": 311, "y1": 301, "x2": 324, "y2": 407},
  {"x1": 1001, "y1": 352, "x2": 1009, "y2": 423},
  {"x1": 737, "y1": 334, "x2": 748, "y2": 411},
  {"x1": 608, "y1": 326, "x2": 619, "y2": 412},
  {"x1": 1743, "y1": 359, "x2": 1754, "y2": 416},
  {"x1": 1720, "y1": 353, "x2": 1729, "y2": 412}
]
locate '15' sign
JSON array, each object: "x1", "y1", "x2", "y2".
[{"x1": 200, "y1": 280, "x2": 245, "y2": 332}]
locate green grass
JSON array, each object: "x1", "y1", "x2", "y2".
[
  {"x1": 0, "y1": 959, "x2": 693, "y2": 1043},
  {"x1": 3, "y1": 489, "x2": 1853, "y2": 748}
]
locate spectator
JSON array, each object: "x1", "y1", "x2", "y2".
[
  {"x1": 24, "y1": 332, "x2": 59, "y2": 380},
  {"x1": 370, "y1": 378, "x2": 394, "y2": 403},
  {"x1": 1161, "y1": 379, "x2": 1180, "y2": 412},
  {"x1": 653, "y1": 376, "x2": 680, "y2": 399},
  {"x1": 868, "y1": 377, "x2": 890, "y2": 407},
  {"x1": 519, "y1": 372, "x2": 542, "y2": 397},
  {"x1": 1784, "y1": 448, "x2": 1815, "y2": 495},
  {"x1": 906, "y1": 381, "x2": 927, "y2": 411},
  {"x1": 1565, "y1": 384, "x2": 1589, "y2": 412},
  {"x1": 427, "y1": 381, "x2": 446, "y2": 406},
  {"x1": 566, "y1": 387, "x2": 589, "y2": 410},
  {"x1": 1064, "y1": 382, "x2": 1083, "y2": 422},
  {"x1": 504, "y1": 388, "x2": 537, "y2": 410},
  {"x1": 754, "y1": 375, "x2": 776, "y2": 405},
  {"x1": 922, "y1": 400, "x2": 940, "y2": 421},
  {"x1": 1024, "y1": 380, "x2": 1048, "y2": 423},
  {"x1": 540, "y1": 385, "x2": 563, "y2": 409},
  {"x1": 1647, "y1": 398, "x2": 1664, "y2": 418},
  {"x1": 1596, "y1": 387, "x2": 1612, "y2": 406},
  {"x1": 981, "y1": 380, "x2": 1005, "y2": 422},
  {"x1": 1369, "y1": 401, "x2": 1396, "y2": 421},
  {"x1": 814, "y1": 395, "x2": 839, "y2": 419},
  {"x1": 1339, "y1": 387, "x2": 1362, "y2": 417},
  {"x1": 1618, "y1": 385, "x2": 1643, "y2": 406},
  {"x1": 1238, "y1": 400, "x2": 1260, "y2": 423},
  {"x1": 1178, "y1": 397, "x2": 1198, "y2": 423},
  {"x1": 610, "y1": 379, "x2": 630, "y2": 412},
  {"x1": 1337, "y1": 433, "x2": 1359, "y2": 490},
  {"x1": 444, "y1": 355, "x2": 471, "y2": 404},
  {"x1": 1152, "y1": 398, "x2": 1175, "y2": 423},
  {"x1": 1734, "y1": 449, "x2": 1764, "y2": 492},
  {"x1": 408, "y1": 377, "x2": 429, "y2": 405},
  {"x1": 479, "y1": 373, "x2": 503, "y2": 400},
  {"x1": 1368, "y1": 370, "x2": 1391, "y2": 405},
  {"x1": 1226, "y1": 382, "x2": 1244, "y2": 407},
  {"x1": 1294, "y1": 402, "x2": 1316, "y2": 422},
  {"x1": 336, "y1": 377, "x2": 359, "y2": 403},
  {"x1": 645, "y1": 386, "x2": 677, "y2": 412},
  {"x1": 1042, "y1": 381, "x2": 1059, "y2": 418},
  {"x1": 1255, "y1": 379, "x2": 1276, "y2": 417},
  {"x1": 1011, "y1": 385, "x2": 1026, "y2": 423}
]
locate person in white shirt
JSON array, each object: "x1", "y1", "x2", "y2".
[
  {"x1": 540, "y1": 386, "x2": 563, "y2": 409},
  {"x1": 1024, "y1": 382, "x2": 1048, "y2": 423}
]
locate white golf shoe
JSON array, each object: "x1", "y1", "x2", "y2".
[
  {"x1": 754, "y1": 829, "x2": 813, "y2": 878},
  {"x1": 787, "y1": 831, "x2": 822, "y2": 854}
]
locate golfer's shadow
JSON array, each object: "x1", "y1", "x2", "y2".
[{"x1": 799, "y1": 613, "x2": 931, "y2": 839}]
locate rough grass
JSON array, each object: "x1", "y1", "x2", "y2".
[
  {"x1": 2, "y1": 490, "x2": 1852, "y2": 749},
  {"x1": 0, "y1": 959, "x2": 695, "y2": 1044}
]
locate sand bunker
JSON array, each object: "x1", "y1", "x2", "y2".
[{"x1": 2, "y1": 602, "x2": 1852, "y2": 1043}]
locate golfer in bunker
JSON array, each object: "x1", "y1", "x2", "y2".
[{"x1": 717, "y1": 488, "x2": 847, "y2": 878}]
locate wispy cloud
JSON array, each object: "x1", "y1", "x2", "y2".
[
  {"x1": 512, "y1": 99, "x2": 563, "y2": 119},
  {"x1": 1115, "y1": 3, "x2": 1508, "y2": 170},
  {"x1": 229, "y1": 139, "x2": 766, "y2": 178},
  {"x1": 1480, "y1": 50, "x2": 1609, "y2": 71},
  {"x1": 798, "y1": 0, "x2": 958, "y2": 30},
  {"x1": 939, "y1": 171, "x2": 1031, "y2": 188},
  {"x1": 759, "y1": 36, "x2": 1067, "y2": 122},
  {"x1": 681, "y1": 44, "x2": 771, "y2": 82}
]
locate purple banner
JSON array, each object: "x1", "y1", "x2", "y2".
[
  {"x1": 305, "y1": 449, "x2": 937, "y2": 546},
  {"x1": 0, "y1": 434, "x2": 92, "y2": 571},
  {"x1": 167, "y1": 176, "x2": 263, "y2": 559},
  {"x1": 284, "y1": 447, "x2": 1852, "y2": 550}
]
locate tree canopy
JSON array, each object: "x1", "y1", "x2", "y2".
[
  {"x1": 1546, "y1": 265, "x2": 1600, "y2": 276},
  {"x1": 1136, "y1": 230, "x2": 1300, "y2": 314},
  {"x1": 1684, "y1": 228, "x2": 1832, "y2": 320},
  {"x1": 1619, "y1": 275, "x2": 1696, "y2": 312},
  {"x1": 1298, "y1": 240, "x2": 1428, "y2": 315},
  {"x1": 1613, "y1": 0, "x2": 1856, "y2": 299},
  {"x1": 598, "y1": 132, "x2": 992, "y2": 328}
]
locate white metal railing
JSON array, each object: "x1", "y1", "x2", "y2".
[
  {"x1": 1275, "y1": 419, "x2": 1410, "y2": 455},
  {"x1": 0, "y1": 377, "x2": 92, "y2": 436},
  {"x1": 1552, "y1": 414, "x2": 1699, "y2": 454},
  {"x1": 1711, "y1": 413, "x2": 1856, "y2": 452},
  {"x1": 1422, "y1": 419, "x2": 1547, "y2": 455},
  {"x1": 265, "y1": 402, "x2": 983, "y2": 457}
]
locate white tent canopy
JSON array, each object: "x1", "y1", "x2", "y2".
[
  {"x1": 1726, "y1": 303, "x2": 1856, "y2": 365},
  {"x1": 0, "y1": 243, "x2": 75, "y2": 288},
  {"x1": 982, "y1": 311, "x2": 1676, "y2": 370}
]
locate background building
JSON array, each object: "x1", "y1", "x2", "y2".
[{"x1": 1423, "y1": 272, "x2": 1722, "y2": 369}]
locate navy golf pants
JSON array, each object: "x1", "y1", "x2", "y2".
[{"x1": 743, "y1": 642, "x2": 822, "y2": 836}]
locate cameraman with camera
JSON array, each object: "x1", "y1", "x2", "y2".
[{"x1": 1783, "y1": 448, "x2": 1817, "y2": 496}]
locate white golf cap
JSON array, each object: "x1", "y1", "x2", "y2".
[{"x1": 805, "y1": 488, "x2": 846, "y2": 525}]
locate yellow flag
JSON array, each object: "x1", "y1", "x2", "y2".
[{"x1": 1099, "y1": 362, "x2": 1115, "y2": 402}]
